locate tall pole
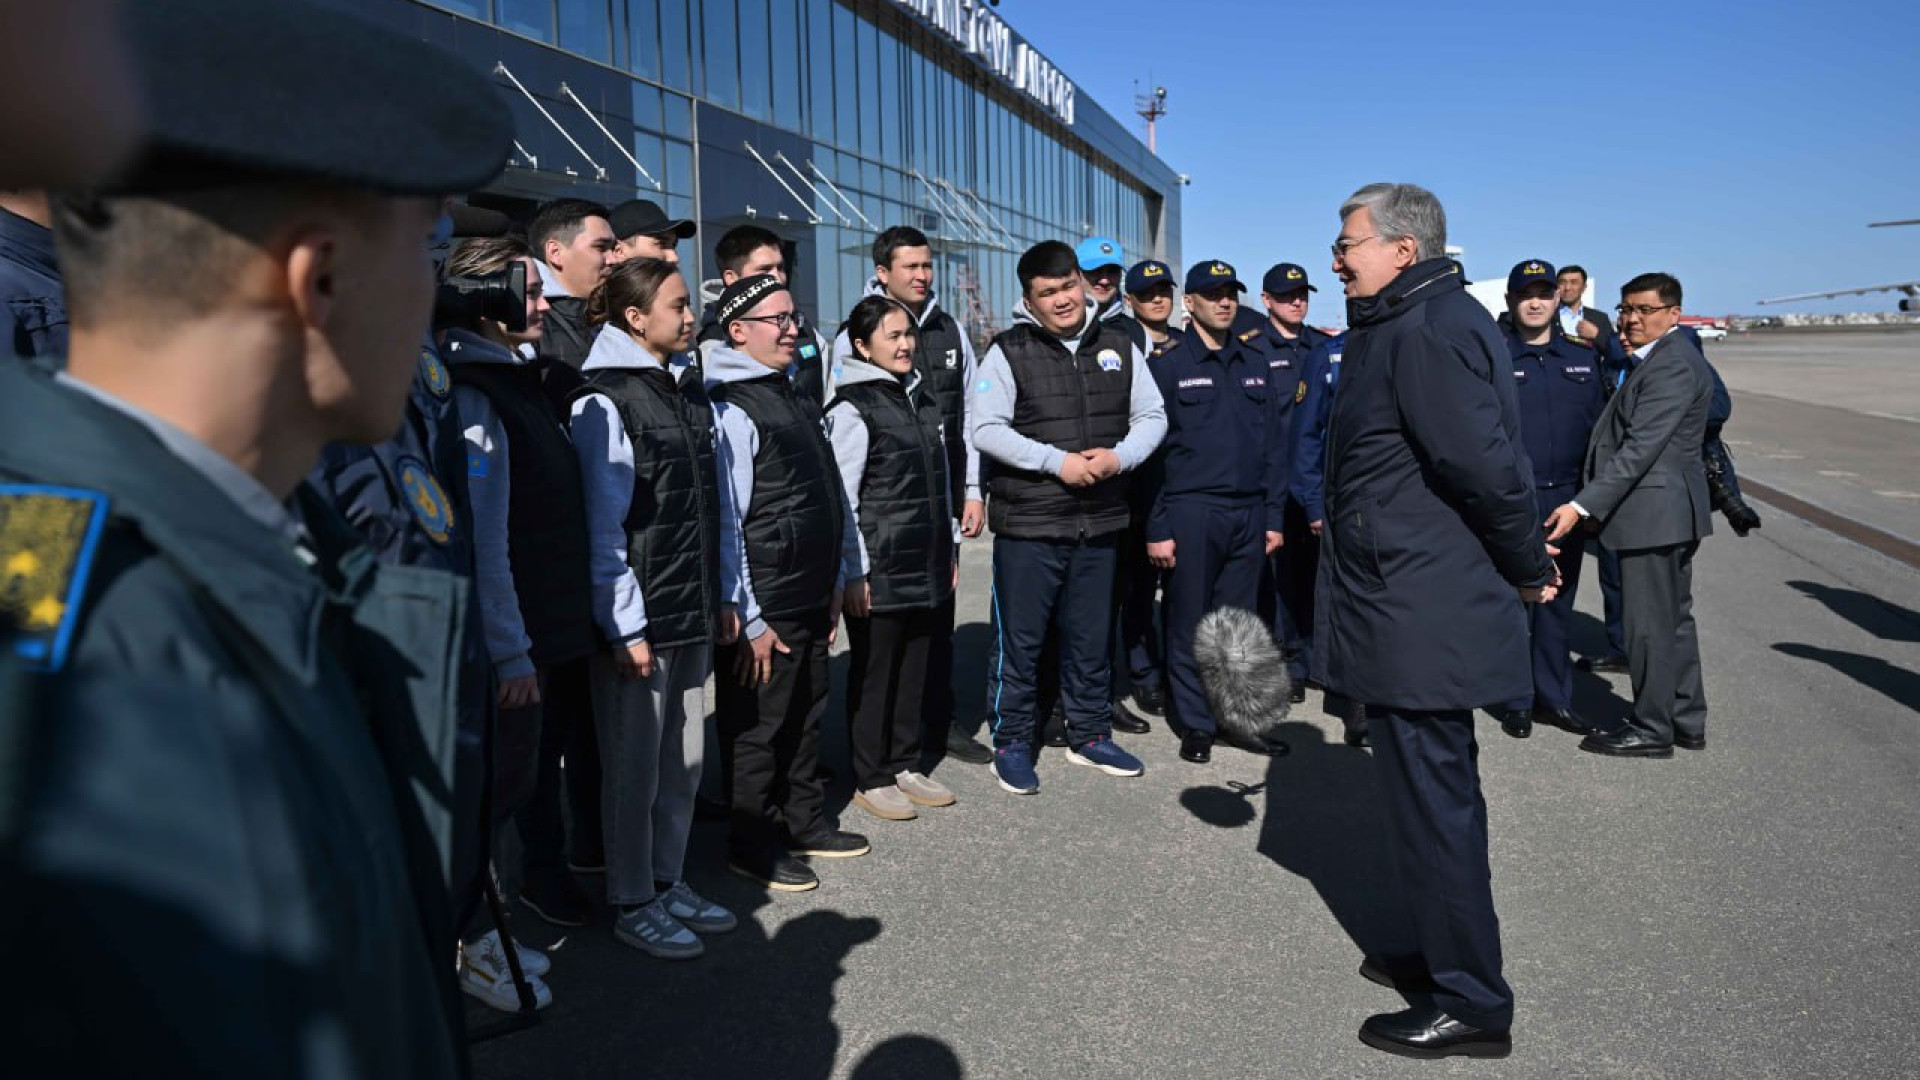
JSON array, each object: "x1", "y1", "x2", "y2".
[{"x1": 1135, "y1": 84, "x2": 1168, "y2": 156}]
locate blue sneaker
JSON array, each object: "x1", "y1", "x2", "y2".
[
  {"x1": 1067, "y1": 736, "x2": 1144, "y2": 777},
  {"x1": 992, "y1": 743, "x2": 1040, "y2": 795}
]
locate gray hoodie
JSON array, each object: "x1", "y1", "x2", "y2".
[
  {"x1": 823, "y1": 353, "x2": 958, "y2": 580},
  {"x1": 827, "y1": 276, "x2": 982, "y2": 502},
  {"x1": 706, "y1": 343, "x2": 853, "y2": 641},
  {"x1": 968, "y1": 300, "x2": 1167, "y2": 479},
  {"x1": 442, "y1": 327, "x2": 537, "y2": 681},
  {"x1": 569, "y1": 323, "x2": 734, "y2": 649}
]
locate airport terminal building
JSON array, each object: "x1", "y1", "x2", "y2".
[{"x1": 329, "y1": 0, "x2": 1184, "y2": 341}]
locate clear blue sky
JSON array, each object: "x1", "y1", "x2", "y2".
[{"x1": 1005, "y1": 0, "x2": 1920, "y2": 316}]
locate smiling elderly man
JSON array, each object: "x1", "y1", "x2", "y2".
[{"x1": 1316, "y1": 182, "x2": 1559, "y2": 1059}]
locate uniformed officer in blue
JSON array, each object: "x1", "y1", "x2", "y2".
[
  {"x1": 1319, "y1": 184, "x2": 1558, "y2": 1059},
  {"x1": 1247, "y1": 262, "x2": 1334, "y2": 700},
  {"x1": 1494, "y1": 260, "x2": 1606, "y2": 739},
  {"x1": 0, "y1": 0, "x2": 511, "y2": 1074},
  {"x1": 1112, "y1": 258, "x2": 1183, "y2": 720},
  {"x1": 1145, "y1": 261, "x2": 1289, "y2": 764}
]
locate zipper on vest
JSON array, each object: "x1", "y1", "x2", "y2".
[
  {"x1": 1072, "y1": 344, "x2": 1094, "y2": 539},
  {"x1": 673, "y1": 383, "x2": 718, "y2": 637}
]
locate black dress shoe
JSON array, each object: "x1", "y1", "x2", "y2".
[
  {"x1": 1111, "y1": 699, "x2": 1152, "y2": 734},
  {"x1": 1129, "y1": 682, "x2": 1166, "y2": 717},
  {"x1": 1288, "y1": 679, "x2": 1308, "y2": 704},
  {"x1": 1041, "y1": 705, "x2": 1068, "y2": 748},
  {"x1": 1533, "y1": 705, "x2": 1594, "y2": 735},
  {"x1": 1218, "y1": 727, "x2": 1290, "y2": 757},
  {"x1": 1496, "y1": 708, "x2": 1532, "y2": 739},
  {"x1": 1358, "y1": 956, "x2": 1438, "y2": 994},
  {"x1": 1343, "y1": 699, "x2": 1370, "y2": 747},
  {"x1": 1576, "y1": 653, "x2": 1630, "y2": 674},
  {"x1": 1674, "y1": 730, "x2": 1707, "y2": 751},
  {"x1": 1359, "y1": 1005, "x2": 1511, "y2": 1060},
  {"x1": 1579, "y1": 727, "x2": 1674, "y2": 758},
  {"x1": 1343, "y1": 724, "x2": 1371, "y2": 748},
  {"x1": 944, "y1": 728, "x2": 994, "y2": 765},
  {"x1": 1178, "y1": 730, "x2": 1212, "y2": 763}
]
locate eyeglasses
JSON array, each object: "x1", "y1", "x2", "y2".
[
  {"x1": 736, "y1": 312, "x2": 798, "y2": 331},
  {"x1": 1330, "y1": 234, "x2": 1381, "y2": 260},
  {"x1": 1615, "y1": 303, "x2": 1677, "y2": 318}
]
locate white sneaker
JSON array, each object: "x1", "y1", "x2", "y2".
[
  {"x1": 662, "y1": 881, "x2": 738, "y2": 934},
  {"x1": 458, "y1": 931, "x2": 553, "y2": 1012},
  {"x1": 895, "y1": 770, "x2": 956, "y2": 807},
  {"x1": 614, "y1": 898, "x2": 705, "y2": 959}
]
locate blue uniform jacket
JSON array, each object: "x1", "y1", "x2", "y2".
[
  {"x1": 0, "y1": 206, "x2": 66, "y2": 364},
  {"x1": 1508, "y1": 329, "x2": 1606, "y2": 490},
  {"x1": 1312, "y1": 259, "x2": 1556, "y2": 711},
  {"x1": 1247, "y1": 320, "x2": 1329, "y2": 494},
  {"x1": 1143, "y1": 328, "x2": 1289, "y2": 543},
  {"x1": 1288, "y1": 329, "x2": 1345, "y2": 522}
]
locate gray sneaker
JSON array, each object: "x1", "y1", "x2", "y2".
[
  {"x1": 894, "y1": 770, "x2": 956, "y2": 808},
  {"x1": 614, "y1": 898, "x2": 704, "y2": 960},
  {"x1": 662, "y1": 881, "x2": 738, "y2": 934},
  {"x1": 854, "y1": 784, "x2": 917, "y2": 821}
]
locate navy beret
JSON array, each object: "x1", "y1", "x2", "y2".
[{"x1": 116, "y1": 0, "x2": 512, "y2": 196}]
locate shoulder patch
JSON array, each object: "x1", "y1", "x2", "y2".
[
  {"x1": 1, "y1": 484, "x2": 111, "y2": 672},
  {"x1": 1295, "y1": 381, "x2": 1308, "y2": 404},
  {"x1": 418, "y1": 346, "x2": 451, "y2": 399},
  {"x1": 398, "y1": 457, "x2": 454, "y2": 545}
]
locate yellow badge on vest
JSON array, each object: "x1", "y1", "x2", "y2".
[
  {"x1": 0, "y1": 484, "x2": 110, "y2": 672},
  {"x1": 418, "y1": 346, "x2": 452, "y2": 399},
  {"x1": 398, "y1": 457, "x2": 453, "y2": 544}
]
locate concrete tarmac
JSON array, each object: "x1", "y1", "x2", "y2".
[{"x1": 473, "y1": 330, "x2": 1919, "y2": 1078}]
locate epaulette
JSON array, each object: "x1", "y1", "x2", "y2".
[
  {"x1": 1238, "y1": 327, "x2": 1263, "y2": 343},
  {"x1": 1, "y1": 484, "x2": 111, "y2": 672}
]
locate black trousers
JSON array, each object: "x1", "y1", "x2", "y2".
[
  {"x1": 718, "y1": 609, "x2": 830, "y2": 853},
  {"x1": 986, "y1": 534, "x2": 1119, "y2": 748},
  {"x1": 846, "y1": 605, "x2": 939, "y2": 789},
  {"x1": 514, "y1": 654, "x2": 601, "y2": 875},
  {"x1": 918, "y1": 590, "x2": 958, "y2": 767},
  {"x1": 1619, "y1": 540, "x2": 1706, "y2": 742},
  {"x1": 1163, "y1": 500, "x2": 1266, "y2": 736},
  {"x1": 1369, "y1": 707, "x2": 1514, "y2": 1030}
]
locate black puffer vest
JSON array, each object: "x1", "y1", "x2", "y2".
[
  {"x1": 450, "y1": 361, "x2": 596, "y2": 667},
  {"x1": 576, "y1": 364, "x2": 723, "y2": 650},
  {"x1": 912, "y1": 306, "x2": 969, "y2": 508},
  {"x1": 830, "y1": 379, "x2": 953, "y2": 612},
  {"x1": 710, "y1": 373, "x2": 847, "y2": 618},
  {"x1": 986, "y1": 319, "x2": 1135, "y2": 540}
]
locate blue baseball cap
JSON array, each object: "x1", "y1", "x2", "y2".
[
  {"x1": 1507, "y1": 259, "x2": 1557, "y2": 294},
  {"x1": 1261, "y1": 262, "x2": 1317, "y2": 296},
  {"x1": 1076, "y1": 236, "x2": 1124, "y2": 272},
  {"x1": 1125, "y1": 259, "x2": 1174, "y2": 295},
  {"x1": 1184, "y1": 259, "x2": 1245, "y2": 294}
]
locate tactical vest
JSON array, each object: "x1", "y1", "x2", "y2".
[
  {"x1": 450, "y1": 362, "x2": 596, "y2": 667},
  {"x1": 986, "y1": 319, "x2": 1135, "y2": 541},
  {"x1": 576, "y1": 365, "x2": 723, "y2": 650},
  {"x1": 710, "y1": 372, "x2": 847, "y2": 619},
  {"x1": 829, "y1": 380, "x2": 954, "y2": 612}
]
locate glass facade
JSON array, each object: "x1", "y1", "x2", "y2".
[{"x1": 388, "y1": 0, "x2": 1181, "y2": 343}]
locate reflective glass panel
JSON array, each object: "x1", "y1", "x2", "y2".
[
  {"x1": 702, "y1": 0, "x2": 737, "y2": 108},
  {"x1": 658, "y1": 0, "x2": 691, "y2": 91},
  {"x1": 497, "y1": 0, "x2": 553, "y2": 41},
  {"x1": 626, "y1": 0, "x2": 658, "y2": 79},
  {"x1": 557, "y1": 0, "x2": 611, "y2": 61},
  {"x1": 737, "y1": 0, "x2": 770, "y2": 120}
]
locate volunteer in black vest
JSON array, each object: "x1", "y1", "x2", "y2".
[
  {"x1": 829, "y1": 225, "x2": 990, "y2": 766},
  {"x1": 828, "y1": 296, "x2": 962, "y2": 823},
  {"x1": 971, "y1": 241, "x2": 1168, "y2": 797},
  {"x1": 570, "y1": 258, "x2": 741, "y2": 960},
  {"x1": 709, "y1": 274, "x2": 868, "y2": 893},
  {"x1": 444, "y1": 237, "x2": 601, "y2": 941}
]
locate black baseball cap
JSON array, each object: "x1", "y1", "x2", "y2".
[
  {"x1": 1507, "y1": 259, "x2": 1557, "y2": 293},
  {"x1": 113, "y1": 0, "x2": 510, "y2": 196},
  {"x1": 610, "y1": 198, "x2": 697, "y2": 242},
  {"x1": 1261, "y1": 262, "x2": 1317, "y2": 296},
  {"x1": 1125, "y1": 260, "x2": 1174, "y2": 295},
  {"x1": 1184, "y1": 259, "x2": 1245, "y2": 294}
]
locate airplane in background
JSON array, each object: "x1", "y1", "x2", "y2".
[{"x1": 1759, "y1": 220, "x2": 1920, "y2": 311}]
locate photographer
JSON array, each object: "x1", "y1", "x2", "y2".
[{"x1": 443, "y1": 235, "x2": 598, "y2": 1003}]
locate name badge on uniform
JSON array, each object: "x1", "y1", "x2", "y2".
[
  {"x1": 399, "y1": 456, "x2": 454, "y2": 545},
  {"x1": 1242, "y1": 376, "x2": 1266, "y2": 389},
  {"x1": 1097, "y1": 348, "x2": 1123, "y2": 373},
  {"x1": 1564, "y1": 365, "x2": 1593, "y2": 375},
  {"x1": 1178, "y1": 376, "x2": 1214, "y2": 389},
  {"x1": 1269, "y1": 357, "x2": 1291, "y2": 369},
  {"x1": 0, "y1": 484, "x2": 110, "y2": 672}
]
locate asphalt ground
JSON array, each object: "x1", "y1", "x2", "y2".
[{"x1": 473, "y1": 331, "x2": 1920, "y2": 1079}]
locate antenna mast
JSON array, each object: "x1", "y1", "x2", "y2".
[{"x1": 1135, "y1": 83, "x2": 1169, "y2": 155}]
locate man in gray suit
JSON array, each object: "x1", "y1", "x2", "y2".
[{"x1": 1546, "y1": 272, "x2": 1714, "y2": 757}]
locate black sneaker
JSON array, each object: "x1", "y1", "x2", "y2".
[
  {"x1": 519, "y1": 868, "x2": 592, "y2": 927},
  {"x1": 789, "y1": 828, "x2": 871, "y2": 858},
  {"x1": 1111, "y1": 699, "x2": 1151, "y2": 734},
  {"x1": 1129, "y1": 682, "x2": 1166, "y2": 717},
  {"x1": 943, "y1": 727, "x2": 994, "y2": 765},
  {"x1": 729, "y1": 849, "x2": 819, "y2": 893}
]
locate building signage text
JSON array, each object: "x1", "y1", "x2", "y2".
[{"x1": 891, "y1": 0, "x2": 1076, "y2": 126}]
